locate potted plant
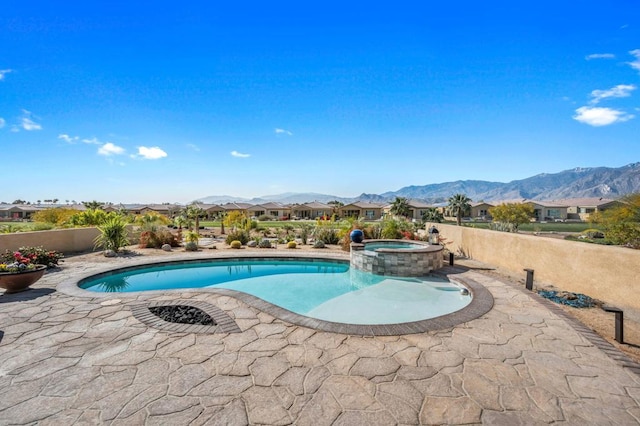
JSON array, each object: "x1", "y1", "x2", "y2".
[{"x1": 0, "y1": 252, "x2": 46, "y2": 293}]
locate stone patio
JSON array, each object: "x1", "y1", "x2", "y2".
[{"x1": 1, "y1": 249, "x2": 640, "y2": 425}]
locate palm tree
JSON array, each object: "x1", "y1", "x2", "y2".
[
  {"x1": 185, "y1": 204, "x2": 205, "y2": 235},
  {"x1": 448, "y1": 193, "x2": 471, "y2": 226},
  {"x1": 390, "y1": 197, "x2": 411, "y2": 219}
]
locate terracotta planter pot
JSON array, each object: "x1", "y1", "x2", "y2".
[{"x1": 0, "y1": 265, "x2": 47, "y2": 294}]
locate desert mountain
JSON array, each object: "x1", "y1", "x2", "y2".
[{"x1": 198, "y1": 162, "x2": 640, "y2": 204}]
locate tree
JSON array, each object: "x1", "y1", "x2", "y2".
[
  {"x1": 184, "y1": 204, "x2": 205, "y2": 234},
  {"x1": 83, "y1": 200, "x2": 103, "y2": 210},
  {"x1": 448, "y1": 194, "x2": 471, "y2": 226},
  {"x1": 328, "y1": 200, "x2": 344, "y2": 217},
  {"x1": 421, "y1": 208, "x2": 444, "y2": 223},
  {"x1": 390, "y1": 197, "x2": 411, "y2": 219},
  {"x1": 599, "y1": 193, "x2": 640, "y2": 248},
  {"x1": 489, "y1": 202, "x2": 534, "y2": 232}
]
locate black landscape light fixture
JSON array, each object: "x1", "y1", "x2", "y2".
[{"x1": 428, "y1": 226, "x2": 439, "y2": 245}]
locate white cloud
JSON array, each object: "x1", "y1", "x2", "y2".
[
  {"x1": 98, "y1": 142, "x2": 125, "y2": 156},
  {"x1": 589, "y1": 84, "x2": 636, "y2": 104},
  {"x1": 573, "y1": 106, "x2": 634, "y2": 126},
  {"x1": 231, "y1": 150, "x2": 250, "y2": 158},
  {"x1": 585, "y1": 53, "x2": 615, "y2": 60},
  {"x1": 0, "y1": 118, "x2": 5, "y2": 128},
  {"x1": 0, "y1": 69, "x2": 11, "y2": 80},
  {"x1": 58, "y1": 134, "x2": 79, "y2": 143},
  {"x1": 275, "y1": 128, "x2": 293, "y2": 136},
  {"x1": 137, "y1": 146, "x2": 167, "y2": 160},
  {"x1": 82, "y1": 137, "x2": 101, "y2": 145},
  {"x1": 628, "y1": 49, "x2": 640, "y2": 74},
  {"x1": 21, "y1": 117, "x2": 42, "y2": 131},
  {"x1": 18, "y1": 110, "x2": 41, "y2": 131}
]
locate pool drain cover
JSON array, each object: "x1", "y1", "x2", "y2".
[{"x1": 149, "y1": 305, "x2": 215, "y2": 325}]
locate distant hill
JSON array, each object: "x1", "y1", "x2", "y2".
[{"x1": 197, "y1": 162, "x2": 640, "y2": 204}]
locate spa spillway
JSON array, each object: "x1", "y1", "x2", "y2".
[{"x1": 350, "y1": 239, "x2": 444, "y2": 277}]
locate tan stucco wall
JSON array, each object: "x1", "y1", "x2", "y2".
[
  {"x1": 434, "y1": 223, "x2": 640, "y2": 313},
  {"x1": 0, "y1": 228, "x2": 103, "y2": 254}
]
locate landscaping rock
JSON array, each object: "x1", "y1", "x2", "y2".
[
  {"x1": 161, "y1": 244, "x2": 172, "y2": 252},
  {"x1": 103, "y1": 250, "x2": 117, "y2": 257},
  {"x1": 247, "y1": 240, "x2": 257, "y2": 247}
]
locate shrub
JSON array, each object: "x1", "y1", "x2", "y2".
[
  {"x1": 313, "y1": 227, "x2": 339, "y2": 245},
  {"x1": 225, "y1": 230, "x2": 249, "y2": 245},
  {"x1": 32, "y1": 207, "x2": 79, "y2": 226},
  {"x1": 258, "y1": 239, "x2": 272, "y2": 248},
  {"x1": 287, "y1": 241, "x2": 297, "y2": 249},
  {"x1": 94, "y1": 216, "x2": 130, "y2": 253},
  {"x1": 184, "y1": 241, "x2": 198, "y2": 251},
  {"x1": 139, "y1": 229, "x2": 180, "y2": 248},
  {"x1": 581, "y1": 229, "x2": 605, "y2": 239},
  {"x1": 313, "y1": 240, "x2": 325, "y2": 249},
  {"x1": 230, "y1": 240, "x2": 242, "y2": 249},
  {"x1": 31, "y1": 223, "x2": 55, "y2": 231},
  {"x1": 1, "y1": 246, "x2": 63, "y2": 268},
  {"x1": 257, "y1": 214, "x2": 274, "y2": 221}
]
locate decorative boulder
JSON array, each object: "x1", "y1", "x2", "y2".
[
  {"x1": 247, "y1": 240, "x2": 257, "y2": 247},
  {"x1": 104, "y1": 250, "x2": 117, "y2": 258},
  {"x1": 161, "y1": 244, "x2": 172, "y2": 252},
  {"x1": 313, "y1": 240, "x2": 325, "y2": 249}
]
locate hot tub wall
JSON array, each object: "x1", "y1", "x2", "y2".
[{"x1": 351, "y1": 244, "x2": 443, "y2": 276}]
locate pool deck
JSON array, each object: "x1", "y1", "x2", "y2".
[{"x1": 2, "y1": 249, "x2": 640, "y2": 424}]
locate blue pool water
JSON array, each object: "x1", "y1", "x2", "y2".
[
  {"x1": 80, "y1": 259, "x2": 471, "y2": 324},
  {"x1": 365, "y1": 242, "x2": 425, "y2": 250}
]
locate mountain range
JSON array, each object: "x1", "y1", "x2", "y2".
[{"x1": 197, "y1": 162, "x2": 640, "y2": 205}]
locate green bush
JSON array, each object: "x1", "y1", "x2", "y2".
[
  {"x1": 184, "y1": 241, "x2": 198, "y2": 251},
  {"x1": 258, "y1": 239, "x2": 272, "y2": 248},
  {"x1": 257, "y1": 215, "x2": 274, "y2": 221},
  {"x1": 230, "y1": 240, "x2": 242, "y2": 249},
  {"x1": 313, "y1": 227, "x2": 339, "y2": 245},
  {"x1": 94, "y1": 216, "x2": 130, "y2": 253},
  {"x1": 225, "y1": 230, "x2": 250, "y2": 245},
  {"x1": 287, "y1": 241, "x2": 297, "y2": 249},
  {"x1": 313, "y1": 240, "x2": 325, "y2": 248}
]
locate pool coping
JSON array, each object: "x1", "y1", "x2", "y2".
[{"x1": 58, "y1": 252, "x2": 494, "y2": 336}]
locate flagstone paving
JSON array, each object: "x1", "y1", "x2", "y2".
[{"x1": 1, "y1": 250, "x2": 640, "y2": 425}]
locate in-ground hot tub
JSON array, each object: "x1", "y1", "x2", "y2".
[{"x1": 350, "y1": 239, "x2": 444, "y2": 277}]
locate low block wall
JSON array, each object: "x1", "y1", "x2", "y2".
[
  {"x1": 0, "y1": 228, "x2": 103, "y2": 254},
  {"x1": 434, "y1": 224, "x2": 640, "y2": 313}
]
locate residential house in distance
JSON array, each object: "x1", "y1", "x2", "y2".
[
  {"x1": 292, "y1": 202, "x2": 332, "y2": 219},
  {"x1": 469, "y1": 202, "x2": 494, "y2": 220},
  {"x1": 341, "y1": 202, "x2": 386, "y2": 220},
  {"x1": 247, "y1": 202, "x2": 290, "y2": 220},
  {"x1": 553, "y1": 198, "x2": 620, "y2": 221}
]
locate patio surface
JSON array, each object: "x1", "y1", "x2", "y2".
[{"x1": 2, "y1": 249, "x2": 640, "y2": 425}]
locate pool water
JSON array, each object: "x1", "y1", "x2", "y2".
[
  {"x1": 80, "y1": 259, "x2": 471, "y2": 325},
  {"x1": 364, "y1": 242, "x2": 425, "y2": 250}
]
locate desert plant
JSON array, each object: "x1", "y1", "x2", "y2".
[
  {"x1": 184, "y1": 241, "x2": 198, "y2": 251},
  {"x1": 287, "y1": 241, "x2": 297, "y2": 249},
  {"x1": 94, "y1": 216, "x2": 130, "y2": 253},
  {"x1": 225, "y1": 230, "x2": 250, "y2": 245},
  {"x1": 230, "y1": 240, "x2": 242, "y2": 249},
  {"x1": 313, "y1": 240, "x2": 326, "y2": 248},
  {"x1": 258, "y1": 239, "x2": 272, "y2": 248},
  {"x1": 257, "y1": 214, "x2": 274, "y2": 221},
  {"x1": 298, "y1": 223, "x2": 312, "y2": 244}
]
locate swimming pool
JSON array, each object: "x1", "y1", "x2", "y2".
[{"x1": 80, "y1": 258, "x2": 471, "y2": 325}]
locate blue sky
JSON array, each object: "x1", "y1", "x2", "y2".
[{"x1": 1, "y1": 1, "x2": 639, "y2": 204}]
